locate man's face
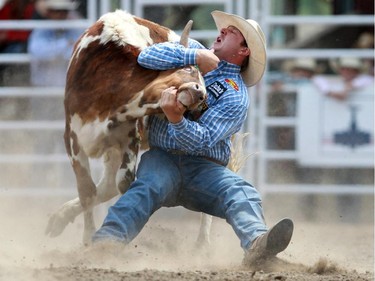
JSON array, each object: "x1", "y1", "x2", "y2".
[
  {"x1": 339, "y1": 67, "x2": 360, "y2": 81},
  {"x1": 46, "y1": 9, "x2": 69, "y2": 20},
  {"x1": 211, "y1": 25, "x2": 247, "y2": 61}
]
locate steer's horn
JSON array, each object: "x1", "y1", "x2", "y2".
[{"x1": 179, "y1": 20, "x2": 193, "y2": 47}]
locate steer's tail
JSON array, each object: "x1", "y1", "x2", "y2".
[{"x1": 228, "y1": 132, "x2": 254, "y2": 173}]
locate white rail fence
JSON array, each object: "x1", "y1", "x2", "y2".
[{"x1": 0, "y1": 0, "x2": 373, "y2": 197}]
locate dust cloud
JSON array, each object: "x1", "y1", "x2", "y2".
[{"x1": 0, "y1": 192, "x2": 373, "y2": 281}]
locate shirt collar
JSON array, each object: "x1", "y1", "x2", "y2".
[{"x1": 204, "y1": 60, "x2": 241, "y2": 78}]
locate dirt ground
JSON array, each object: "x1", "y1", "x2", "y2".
[{"x1": 0, "y1": 194, "x2": 373, "y2": 281}]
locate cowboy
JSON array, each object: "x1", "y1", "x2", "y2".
[{"x1": 93, "y1": 11, "x2": 294, "y2": 265}]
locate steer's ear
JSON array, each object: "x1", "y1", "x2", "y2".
[{"x1": 179, "y1": 20, "x2": 193, "y2": 47}]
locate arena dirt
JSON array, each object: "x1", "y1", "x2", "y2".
[{"x1": 0, "y1": 195, "x2": 373, "y2": 281}]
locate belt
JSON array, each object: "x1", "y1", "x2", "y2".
[{"x1": 152, "y1": 147, "x2": 226, "y2": 166}]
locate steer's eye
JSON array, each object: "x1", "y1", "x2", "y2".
[{"x1": 183, "y1": 66, "x2": 193, "y2": 73}]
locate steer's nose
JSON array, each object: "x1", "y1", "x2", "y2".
[{"x1": 194, "y1": 83, "x2": 206, "y2": 101}]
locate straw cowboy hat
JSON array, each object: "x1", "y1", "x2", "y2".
[
  {"x1": 211, "y1": 11, "x2": 267, "y2": 87},
  {"x1": 45, "y1": 0, "x2": 78, "y2": 10},
  {"x1": 330, "y1": 57, "x2": 364, "y2": 73},
  {"x1": 292, "y1": 58, "x2": 317, "y2": 72}
]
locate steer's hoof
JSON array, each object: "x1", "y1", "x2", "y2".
[{"x1": 45, "y1": 213, "x2": 72, "y2": 238}]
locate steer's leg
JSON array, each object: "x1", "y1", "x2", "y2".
[
  {"x1": 45, "y1": 198, "x2": 83, "y2": 238},
  {"x1": 45, "y1": 146, "x2": 97, "y2": 242},
  {"x1": 45, "y1": 147, "x2": 124, "y2": 244},
  {"x1": 82, "y1": 147, "x2": 125, "y2": 244},
  {"x1": 74, "y1": 152, "x2": 98, "y2": 246},
  {"x1": 95, "y1": 147, "x2": 123, "y2": 202},
  {"x1": 116, "y1": 121, "x2": 141, "y2": 194},
  {"x1": 46, "y1": 125, "x2": 97, "y2": 245}
]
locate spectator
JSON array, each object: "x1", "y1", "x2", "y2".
[
  {"x1": 0, "y1": 0, "x2": 35, "y2": 53},
  {"x1": 269, "y1": 58, "x2": 334, "y2": 221},
  {"x1": 0, "y1": 1, "x2": 35, "y2": 118},
  {"x1": 26, "y1": 0, "x2": 84, "y2": 190},
  {"x1": 27, "y1": 0, "x2": 83, "y2": 155},
  {"x1": 26, "y1": 0, "x2": 81, "y2": 153},
  {"x1": 289, "y1": 59, "x2": 320, "y2": 221},
  {"x1": 314, "y1": 57, "x2": 374, "y2": 101},
  {"x1": 28, "y1": 0, "x2": 82, "y2": 87},
  {"x1": 267, "y1": 58, "x2": 318, "y2": 152},
  {"x1": 354, "y1": 32, "x2": 374, "y2": 77},
  {"x1": 269, "y1": 58, "x2": 318, "y2": 95},
  {"x1": 0, "y1": 0, "x2": 35, "y2": 86},
  {"x1": 312, "y1": 57, "x2": 374, "y2": 222},
  {"x1": 289, "y1": 58, "x2": 317, "y2": 82}
]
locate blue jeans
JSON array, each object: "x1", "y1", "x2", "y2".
[{"x1": 92, "y1": 148, "x2": 268, "y2": 250}]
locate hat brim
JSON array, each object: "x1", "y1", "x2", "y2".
[
  {"x1": 330, "y1": 58, "x2": 363, "y2": 73},
  {"x1": 211, "y1": 11, "x2": 266, "y2": 87}
]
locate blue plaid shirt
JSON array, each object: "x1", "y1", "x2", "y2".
[{"x1": 137, "y1": 40, "x2": 249, "y2": 165}]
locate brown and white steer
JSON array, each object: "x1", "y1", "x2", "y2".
[{"x1": 45, "y1": 10, "x2": 209, "y2": 245}]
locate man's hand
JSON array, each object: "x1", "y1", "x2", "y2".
[
  {"x1": 160, "y1": 87, "x2": 186, "y2": 124},
  {"x1": 327, "y1": 82, "x2": 355, "y2": 101},
  {"x1": 196, "y1": 49, "x2": 220, "y2": 75}
]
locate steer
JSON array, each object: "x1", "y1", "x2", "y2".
[{"x1": 45, "y1": 10, "x2": 207, "y2": 245}]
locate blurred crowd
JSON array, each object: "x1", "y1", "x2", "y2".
[
  {"x1": 0, "y1": 0, "x2": 85, "y2": 189},
  {"x1": 267, "y1": 33, "x2": 374, "y2": 222},
  {"x1": 0, "y1": 0, "x2": 84, "y2": 87}
]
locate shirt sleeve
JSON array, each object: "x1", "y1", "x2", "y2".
[
  {"x1": 168, "y1": 94, "x2": 248, "y2": 153},
  {"x1": 312, "y1": 76, "x2": 331, "y2": 94},
  {"x1": 137, "y1": 39, "x2": 206, "y2": 70},
  {"x1": 352, "y1": 75, "x2": 374, "y2": 89}
]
